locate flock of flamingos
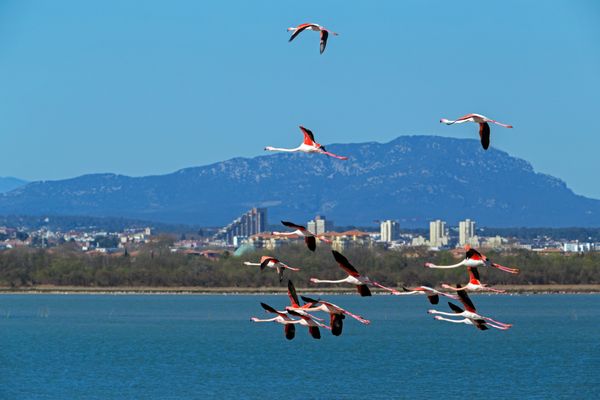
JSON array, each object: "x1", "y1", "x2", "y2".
[{"x1": 248, "y1": 22, "x2": 518, "y2": 339}]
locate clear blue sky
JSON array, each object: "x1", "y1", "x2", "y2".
[{"x1": 1, "y1": 1, "x2": 599, "y2": 197}]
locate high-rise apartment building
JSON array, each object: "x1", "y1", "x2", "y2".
[
  {"x1": 307, "y1": 215, "x2": 333, "y2": 235},
  {"x1": 429, "y1": 219, "x2": 448, "y2": 247},
  {"x1": 214, "y1": 207, "x2": 267, "y2": 244},
  {"x1": 458, "y1": 219, "x2": 476, "y2": 246},
  {"x1": 380, "y1": 220, "x2": 400, "y2": 243}
]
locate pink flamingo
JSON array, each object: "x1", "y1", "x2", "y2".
[
  {"x1": 398, "y1": 285, "x2": 459, "y2": 304},
  {"x1": 284, "y1": 280, "x2": 325, "y2": 322},
  {"x1": 425, "y1": 245, "x2": 519, "y2": 274},
  {"x1": 250, "y1": 302, "x2": 298, "y2": 340},
  {"x1": 428, "y1": 285, "x2": 512, "y2": 330},
  {"x1": 265, "y1": 126, "x2": 348, "y2": 160},
  {"x1": 441, "y1": 266, "x2": 505, "y2": 293},
  {"x1": 286, "y1": 309, "x2": 331, "y2": 339},
  {"x1": 287, "y1": 23, "x2": 339, "y2": 54},
  {"x1": 300, "y1": 295, "x2": 370, "y2": 336},
  {"x1": 243, "y1": 256, "x2": 300, "y2": 282},
  {"x1": 310, "y1": 250, "x2": 400, "y2": 296},
  {"x1": 440, "y1": 113, "x2": 513, "y2": 150},
  {"x1": 272, "y1": 220, "x2": 332, "y2": 252}
]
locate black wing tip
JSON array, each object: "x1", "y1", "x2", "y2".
[
  {"x1": 331, "y1": 249, "x2": 344, "y2": 260},
  {"x1": 301, "y1": 295, "x2": 319, "y2": 304}
]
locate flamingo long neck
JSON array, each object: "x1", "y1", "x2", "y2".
[
  {"x1": 265, "y1": 146, "x2": 301, "y2": 152},
  {"x1": 311, "y1": 278, "x2": 350, "y2": 284},
  {"x1": 435, "y1": 316, "x2": 469, "y2": 324},
  {"x1": 429, "y1": 310, "x2": 463, "y2": 317},
  {"x1": 272, "y1": 231, "x2": 298, "y2": 236},
  {"x1": 441, "y1": 118, "x2": 471, "y2": 125},
  {"x1": 252, "y1": 317, "x2": 278, "y2": 323},
  {"x1": 428, "y1": 260, "x2": 467, "y2": 269},
  {"x1": 441, "y1": 284, "x2": 463, "y2": 291},
  {"x1": 243, "y1": 262, "x2": 261, "y2": 266}
]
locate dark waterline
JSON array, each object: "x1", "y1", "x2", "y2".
[{"x1": 1, "y1": 294, "x2": 599, "y2": 399}]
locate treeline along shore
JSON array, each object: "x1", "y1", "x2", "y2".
[{"x1": 0, "y1": 240, "x2": 599, "y2": 291}]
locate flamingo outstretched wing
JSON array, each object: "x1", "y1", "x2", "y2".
[
  {"x1": 455, "y1": 285, "x2": 477, "y2": 313},
  {"x1": 289, "y1": 24, "x2": 314, "y2": 42},
  {"x1": 281, "y1": 220, "x2": 306, "y2": 231},
  {"x1": 479, "y1": 122, "x2": 490, "y2": 150},
  {"x1": 331, "y1": 250, "x2": 361, "y2": 277},
  {"x1": 320, "y1": 30, "x2": 329, "y2": 54},
  {"x1": 305, "y1": 236, "x2": 316, "y2": 251},
  {"x1": 299, "y1": 125, "x2": 316, "y2": 145},
  {"x1": 287, "y1": 280, "x2": 300, "y2": 308}
]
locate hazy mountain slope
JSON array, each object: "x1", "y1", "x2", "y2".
[
  {"x1": 0, "y1": 136, "x2": 598, "y2": 227},
  {"x1": 0, "y1": 177, "x2": 27, "y2": 193}
]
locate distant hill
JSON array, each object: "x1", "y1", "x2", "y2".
[
  {"x1": 0, "y1": 177, "x2": 27, "y2": 193},
  {"x1": 0, "y1": 214, "x2": 194, "y2": 233},
  {"x1": 0, "y1": 136, "x2": 599, "y2": 227}
]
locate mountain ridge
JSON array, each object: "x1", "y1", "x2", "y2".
[{"x1": 1, "y1": 135, "x2": 598, "y2": 227}]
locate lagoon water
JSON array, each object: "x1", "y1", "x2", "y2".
[{"x1": 0, "y1": 294, "x2": 598, "y2": 399}]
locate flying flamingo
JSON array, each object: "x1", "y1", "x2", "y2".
[
  {"x1": 243, "y1": 256, "x2": 300, "y2": 282},
  {"x1": 300, "y1": 295, "x2": 370, "y2": 336},
  {"x1": 310, "y1": 250, "x2": 400, "y2": 296},
  {"x1": 440, "y1": 113, "x2": 513, "y2": 150},
  {"x1": 272, "y1": 220, "x2": 332, "y2": 252},
  {"x1": 264, "y1": 126, "x2": 348, "y2": 160},
  {"x1": 286, "y1": 309, "x2": 331, "y2": 339},
  {"x1": 287, "y1": 23, "x2": 339, "y2": 54},
  {"x1": 251, "y1": 302, "x2": 298, "y2": 340},
  {"x1": 428, "y1": 285, "x2": 512, "y2": 330},
  {"x1": 441, "y1": 266, "x2": 505, "y2": 293},
  {"x1": 284, "y1": 280, "x2": 325, "y2": 321},
  {"x1": 425, "y1": 245, "x2": 519, "y2": 274},
  {"x1": 398, "y1": 285, "x2": 459, "y2": 304}
]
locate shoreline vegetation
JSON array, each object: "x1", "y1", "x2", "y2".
[
  {"x1": 1, "y1": 242, "x2": 599, "y2": 293},
  {"x1": 1, "y1": 285, "x2": 600, "y2": 294}
]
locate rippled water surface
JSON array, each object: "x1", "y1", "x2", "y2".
[{"x1": 1, "y1": 294, "x2": 598, "y2": 399}]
